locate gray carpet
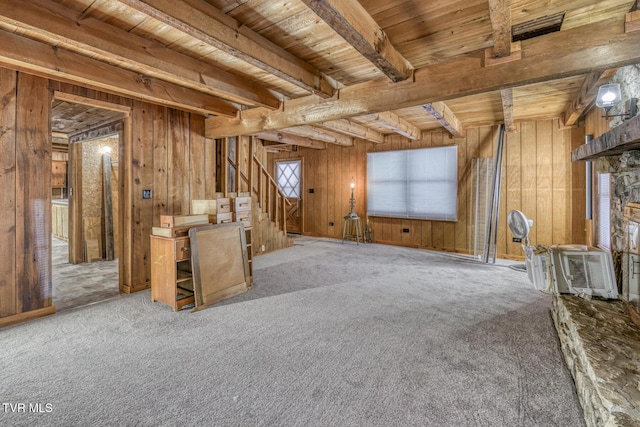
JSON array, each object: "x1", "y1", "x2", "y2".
[{"x1": 0, "y1": 237, "x2": 585, "y2": 426}]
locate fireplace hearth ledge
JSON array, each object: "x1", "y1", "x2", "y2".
[{"x1": 551, "y1": 295, "x2": 640, "y2": 427}]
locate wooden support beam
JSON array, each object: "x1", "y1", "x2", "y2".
[
  {"x1": 0, "y1": 29, "x2": 238, "y2": 117},
  {"x1": 563, "y1": 69, "x2": 619, "y2": 127},
  {"x1": 118, "y1": 0, "x2": 335, "y2": 98},
  {"x1": 0, "y1": 0, "x2": 280, "y2": 108},
  {"x1": 0, "y1": 0, "x2": 279, "y2": 109},
  {"x1": 301, "y1": 0, "x2": 412, "y2": 82},
  {"x1": 364, "y1": 111, "x2": 420, "y2": 140},
  {"x1": 317, "y1": 119, "x2": 385, "y2": 143},
  {"x1": 499, "y1": 89, "x2": 516, "y2": 132},
  {"x1": 206, "y1": 18, "x2": 640, "y2": 137},
  {"x1": 286, "y1": 126, "x2": 354, "y2": 146},
  {"x1": 422, "y1": 102, "x2": 465, "y2": 137},
  {"x1": 488, "y1": 0, "x2": 512, "y2": 58},
  {"x1": 484, "y1": 41, "x2": 521, "y2": 67},
  {"x1": 626, "y1": 10, "x2": 640, "y2": 33},
  {"x1": 263, "y1": 142, "x2": 294, "y2": 153},
  {"x1": 255, "y1": 131, "x2": 327, "y2": 150}
]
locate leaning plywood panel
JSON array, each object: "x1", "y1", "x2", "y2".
[{"x1": 189, "y1": 223, "x2": 249, "y2": 311}]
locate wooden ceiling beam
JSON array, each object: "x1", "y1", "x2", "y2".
[
  {"x1": 301, "y1": 0, "x2": 412, "y2": 82},
  {"x1": 118, "y1": 0, "x2": 336, "y2": 98},
  {"x1": 0, "y1": 0, "x2": 279, "y2": 109},
  {"x1": 286, "y1": 126, "x2": 354, "y2": 146},
  {"x1": 488, "y1": 0, "x2": 512, "y2": 58},
  {"x1": 254, "y1": 131, "x2": 326, "y2": 150},
  {"x1": 422, "y1": 102, "x2": 465, "y2": 137},
  {"x1": 206, "y1": 18, "x2": 640, "y2": 137},
  {"x1": 363, "y1": 111, "x2": 420, "y2": 140},
  {"x1": 500, "y1": 89, "x2": 516, "y2": 132},
  {"x1": 563, "y1": 69, "x2": 619, "y2": 127},
  {"x1": 0, "y1": 29, "x2": 238, "y2": 117},
  {"x1": 317, "y1": 119, "x2": 385, "y2": 144}
]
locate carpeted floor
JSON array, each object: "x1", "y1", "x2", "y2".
[{"x1": 0, "y1": 237, "x2": 585, "y2": 426}]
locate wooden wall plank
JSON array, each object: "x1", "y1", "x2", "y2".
[
  {"x1": 317, "y1": 147, "x2": 328, "y2": 237},
  {"x1": 455, "y1": 132, "x2": 468, "y2": 253},
  {"x1": 520, "y1": 121, "x2": 538, "y2": 245},
  {"x1": 189, "y1": 114, "x2": 207, "y2": 203},
  {"x1": 0, "y1": 68, "x2": 17, "y2": 317},
  {"x1": 552, "y1": 119, "x2": 569, "y2": 244},
  {"x1": 536, "y1": 120, "x2": 554, "y2": 245},
  {"x1": 334, "y1": 145, "x2": 345, "y2": 239},
  {"x1": 152, "y1": 104, "x2": 167, "y2": 225},
  {"x1": 465, "y1": 127, "x2": 479, "y2": 252},
  {"x1": 327, "y1": 143, "x2": 337, "y2": 237},
  {"x1": 505, "y1": 128, "x2": 522, "y2": 255},
  {"x1": 204, "y1": 135, "x2": 217, "y2": 199},
  {"x1": 129, "y1": 101, "x2": 154, "y2": 291},
  {"x1": 167, "y1": 109, "x2": 190, "y2": 215},
  {"x1": 15, "y1": 72, "x2": 51, "y2": 312}
]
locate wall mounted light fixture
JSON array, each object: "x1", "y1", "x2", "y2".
[{"x1": 596, "y1": 83, "x2": 637, "y2": 120}]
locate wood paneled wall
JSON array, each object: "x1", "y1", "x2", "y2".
[
  {"x1": 0, "y1": 70, "x2": 55, "y2": 325},
  {"x1": 270, "y1": 119, "x2": 585, "y2": 259},
  {"x1": 0, "y1": 67, "x2": 218, "y2": 325}
]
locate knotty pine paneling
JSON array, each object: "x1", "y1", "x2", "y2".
[{"x1": 270, "y1": 119, "x2": 578, "y2": 259}]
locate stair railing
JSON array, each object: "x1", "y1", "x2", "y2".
[{"x1": 251, "y1": 155, "x2": 290, "y2": 235}]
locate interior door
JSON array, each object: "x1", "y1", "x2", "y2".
[{"x1": 276, "y1": 159, "x2": 302, "y2": 234}]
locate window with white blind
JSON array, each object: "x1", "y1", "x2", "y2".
[
  {"x1": 597, "y1": 172, "x2": 611, "y2": 249},
  {"x1": 367, "y1": 146, "x2": 458, "y2": 221}
]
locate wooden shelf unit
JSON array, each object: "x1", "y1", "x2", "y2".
[{"x1": 150, "y1": 235, "x2": 195, "y2": 311}]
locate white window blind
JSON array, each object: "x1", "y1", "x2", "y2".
[
  {"x1": 367, "y1": 146, "x2": 458, "y2": 220},
  {"x1": 598, "y1": 173, "x2": 611, "y2": 249}
]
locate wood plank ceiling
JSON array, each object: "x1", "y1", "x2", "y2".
[{"x1": 2, "y1": 0, "x2": 638, "y2": 147}]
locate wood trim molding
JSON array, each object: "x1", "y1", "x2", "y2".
[{"x1": 0, "y1": 306, "x2": 56, "y2": 328}]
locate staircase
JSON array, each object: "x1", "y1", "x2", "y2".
[{"x1": 244, "y1": 155, "x2": 294, "y2": 256}]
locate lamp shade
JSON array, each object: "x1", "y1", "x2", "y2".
[{"x1": 596, "y1": 83, "x2": 622, "y2": 109}]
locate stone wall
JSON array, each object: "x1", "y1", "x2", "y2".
[
  {"x1": 551, "y1": 295, "x2": 640, "y2": 427},
  {"x1": 594, "y1": 64, "x2": 640, "y2": 292}
]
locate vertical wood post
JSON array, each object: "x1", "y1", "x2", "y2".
[{"x1": 103, "y1": 152, "x2": 114, "y2": 261}]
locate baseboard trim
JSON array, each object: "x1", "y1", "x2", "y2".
[{"x1": 0, "y1": 306, "x2": 56, "y2": 328}]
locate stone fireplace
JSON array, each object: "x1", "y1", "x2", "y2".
[{"x1": 558, "y1": 66, "x2": 640, "y2": 427}]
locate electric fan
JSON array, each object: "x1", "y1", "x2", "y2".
[{"x1": 507, "y1": 210, "x2": 550, "y2": 290}]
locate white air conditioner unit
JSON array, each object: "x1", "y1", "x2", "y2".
[{"x1": 508, "y1": 210, "x2": 618, "y2": 298}]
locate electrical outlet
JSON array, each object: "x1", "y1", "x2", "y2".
[
  {"x1": 261, "y1": 244, "x2": 265, "y2": 252},
  {"x1": 142, "y1": 189, "x2": 153, "y2": 199}
]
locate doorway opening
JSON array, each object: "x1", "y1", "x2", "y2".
[{"x1": 51, "y1": 94, "x2": 129, "y2": 311}]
